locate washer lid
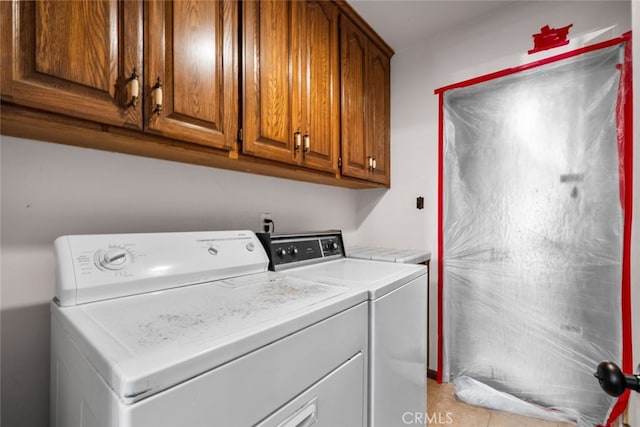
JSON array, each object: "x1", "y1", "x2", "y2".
[
  {"x1": 285, "y1": 258, "x2": 426, "y2": 299},
  {"x1": 53, "y1": 272, "x2": 367, "y2": 403}
]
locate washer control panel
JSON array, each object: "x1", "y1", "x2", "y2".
[
  {"x1": 257, "y1": 231, "x2": 345, "y2": 271},
  {"x1": 54, "y1": 230, "x2": 268, "y2": 306}
]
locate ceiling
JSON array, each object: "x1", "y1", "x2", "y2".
[{"x1": 348, "y1": 1, "x2": 515, "y2": 51}]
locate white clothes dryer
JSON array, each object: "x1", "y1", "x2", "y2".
[
  {"x1": 258, "y1": 231, "x2": 427, "y2": 427},
  {"x1": 50, "y1": 230, "x2": 369, "y2": 427}
]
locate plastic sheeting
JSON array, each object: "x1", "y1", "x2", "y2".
[
  {"x1": 441, "y1": 43, "x2": 628, "y2": 426},
  {"x1": 453, "y1": 376, "x2": 577, "y2": 423}
]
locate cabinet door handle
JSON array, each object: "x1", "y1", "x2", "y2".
[
  {"x1": 368, "y1": 156, "x2": 373, "y2": 170},
  {"x1": 372, "y1": 158, "x2": 377, "y2": 170},
  {"x1": 152, "y1": 77, "x2": 163, "y2": 115},
  {"x1": 294, "y1": 131, "x2": 302, "y2": 151},
  {"x1": 127, "y1": 68, "x2": 140, "y2": 107},
  {"x1": 303, "y1": 134, "x2": 310, "y2": 153}
]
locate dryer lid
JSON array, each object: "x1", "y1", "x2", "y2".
[{"x1": 286, "y1": 258, "x2": 426, "y2": 299}]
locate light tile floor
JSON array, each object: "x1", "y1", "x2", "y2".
[{"x1": 427, "y1": 378, "x2": 576, "y2": 427}]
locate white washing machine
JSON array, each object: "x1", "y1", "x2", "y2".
[
  {"x1": 257, "y1": 231, "x2": 427, "y2": 427},
  {"x1": 50, "y1": 230, "x2": 369, "y2": 427}
]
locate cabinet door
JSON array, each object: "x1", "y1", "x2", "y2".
[
  {"x1": 339, "y1": 16, "x2": 370, "y2": 181},
  {"x1": 146, "y1": 0, "x2": 237, "y2": 150},
  {"x1": 243, "y1": 0, "x2": 297, "y2": 164},
  {"x1": 1, "y1": 0, "x2": 142, "y2": 129},
  {"x1": 340, "y1": 15, "x2": 391, "y2": 185},
  {"x1": 298, "y1": 1, "x2": 339, "y2": 173},
  {"x1": 365, "y1": 42, "x2": 391, "y2": 186}
]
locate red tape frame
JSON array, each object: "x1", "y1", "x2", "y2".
[{"x1": 434, "y1": 32, "x2": 633, "y2": 426}]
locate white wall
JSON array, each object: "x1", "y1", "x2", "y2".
[
  {"x1": 0, "y1": 136, "x2": 360, "y2": 427},
  {"x1": 630, "y1": 0, "x2": 640, "y2": 424},
  {"x1": 355, "y1": 1, "x2": 632, "y2": 372}
]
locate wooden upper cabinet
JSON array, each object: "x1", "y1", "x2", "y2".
[
  {"x1": 0, "y1": 0, "x2": 143, "y2": 129},
  {"x1": 145, "y1": 0, "x2": 238, "y2": 150},
  {"x1": 243, "y1": 0, "x2": 339, "y2": 173},
  {"x1": 242, "y1": 0, "x2": 294, "y2": 164},
  {"x1": 340, "y1": 16, "x2": 368, "y2": 181},
  {"x1": 366, "y1": 42, "x2": 391, "y2": 185},
  {"x1": 340, "y1": 14, "x2": 392, "y2": 186},
  {"x1": 298, "y1": 1, "x2": 339, "y2": 172},
  {"x1": 0, "y1": 0, "x2": 392, "y2": 188}
]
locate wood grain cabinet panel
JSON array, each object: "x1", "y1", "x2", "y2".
[
  {"x1": 366, "y1": 42, "x2": 391, "y2": 185},
  {"x1": 243, "y1": 0, "x2": 339, "y2": 173},
  {"x1": 340, "y1": 17, "x2": 368, "y2": 181},
  {"x1": 242, "y1": 0, "x2": 293, "y2": 163},
  {"x1": 1, "y1": 0, "x2": 143, "y2": 129},
  {"x1": 340, "y1": 14, "x2": 391, "y2": 186},
  {"x1": 299, "y1": 1, "x2": 339, "y2": 172},
  {"x1": 145, "y1": 0, "x2": 237, "y2": 150}
]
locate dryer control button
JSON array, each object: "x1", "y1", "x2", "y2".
[{"x1": 246, "y1": 242, "x2": 255, "y2": 251}]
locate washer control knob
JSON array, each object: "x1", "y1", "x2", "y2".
[
  {"x1": 246, "y1": 242, "x2": 255, "y2": 252},
  {"x1": 276, "y1": 248, "x2": 286, "y2": 257},
  {"x1": 104, "y1": 250, "x2": 126, "y2": 264},
  {"x1": 331, "y1": 242, "x2": 339, "y2": 250},
  {"x1": 289, "y1": 246, "x2": 299, "y2": 256},
  {"x1": 96, "y1": 249, "x2": 128, "y2": 270}
]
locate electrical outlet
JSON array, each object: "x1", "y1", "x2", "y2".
[{"x1": 259, "y1": 213, "x2": 272, "y2": 233}]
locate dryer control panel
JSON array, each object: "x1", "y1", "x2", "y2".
[{"x1": 257, "y1": 231, "x2": 345, "y2": 271}]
